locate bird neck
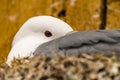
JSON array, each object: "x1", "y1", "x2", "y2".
[{"x1": 7, "y1": 36, "x2": 46, "y2": 64}]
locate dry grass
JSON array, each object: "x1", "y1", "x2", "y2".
[{"x1": 0, "y1": 53, "x2": 120, "y2": 80}]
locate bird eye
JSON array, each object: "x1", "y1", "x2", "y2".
[{"x1": 44, "y1": 30, "x2": 52, "y2": 37}]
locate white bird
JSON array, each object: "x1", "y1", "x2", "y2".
[
  {"x1": 6, "y1": 16, "x2": 73, "y2": 66},
  {"x1": 7, "y1": 16, "x2": 120, "y2": 66}
]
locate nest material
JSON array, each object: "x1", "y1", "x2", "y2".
[{"x1": 0, "y1": 53, "x2": 120, "y2": 80}]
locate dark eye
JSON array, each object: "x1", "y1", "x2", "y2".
[{"x1": 44, "y1": 30, "x2": 52, "y2": 37}]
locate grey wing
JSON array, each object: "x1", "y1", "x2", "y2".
[{"x1": 34, "y1": 30, "x2": 120, "y2": 57}]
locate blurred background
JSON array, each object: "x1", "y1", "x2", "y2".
[{"x1": 0, "y1": 0, "x2": 120, "y2": 64}]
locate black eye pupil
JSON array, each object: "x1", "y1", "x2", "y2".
[{"x1": 44, "y1": 31, "x2": 52, "y2": 37}]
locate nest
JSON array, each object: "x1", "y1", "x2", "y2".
[{"x1": 0, "y1": 53, "x2": 120, "y2": 80}]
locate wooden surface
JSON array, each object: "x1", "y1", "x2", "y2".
[
  {"x1": 0, "y1": 0, "x2": 120, "y2": 64},
  {"x1": 107, "y1": 0, "x2": 120, "y2": 29}
]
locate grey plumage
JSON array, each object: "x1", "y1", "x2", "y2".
[{"x1": 34, "y1": 30, "x2": 120, "y2": 57}]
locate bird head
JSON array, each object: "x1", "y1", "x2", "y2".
[{"x1": 7, "y1": 16, "x2": 73, "y2": 66}]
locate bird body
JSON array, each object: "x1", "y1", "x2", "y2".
[{"x1": 6, "y1": 16, "x2": 120, "y2": 66}]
